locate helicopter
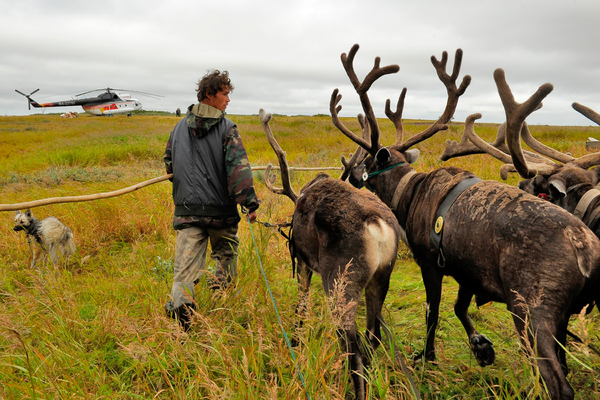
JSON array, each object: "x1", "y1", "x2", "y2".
[{"x1": 15, "y1": 88, "x2": 163, "y2": 116}]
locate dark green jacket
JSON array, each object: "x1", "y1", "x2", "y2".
[{"x1": 164, "y1": 104, "x2": 260, "y2": 223}]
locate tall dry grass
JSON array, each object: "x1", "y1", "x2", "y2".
[{"x1": 0, "y1": 112, "x2": 599, "y2": 399}]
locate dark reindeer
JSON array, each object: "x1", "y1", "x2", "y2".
[
  {"x1": 518, "y1": 103, "x2": 600, "y2": 236},
  {"x1": 258, "y1": 108, "x2": 402, "y2": 400},
  {"x1": 445, "y1": 90, "x2": 600, "y2": 239},
  {"x1": 331, "y1": 44, "x2": 600, "y2": 400}
]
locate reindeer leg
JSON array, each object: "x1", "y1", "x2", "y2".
[
  {"x1": 415, "y1": 265, "x2": 443, "y2": 363},
  {"x1": 510, "y1": 301, "x2": 574, "y2": 400},
  {"x1": 455, "y1": 285, "x2": 495, "y2": 366},
  {"x1": 555, "y1": 319, "x2": 569, "y2": 377},
  {"x1": 322, "y1": 264, "x2": 367, "y2": 400},
  {"x1": 337, "y1": 293, "x2": 366, "y2": 400},
  {"x1": 292, "y1": 260, "x2": 312, "y2": 347},
  {"x1": 365, "y1": 262, "x2": 393, "y2": 350},
  {"x1": 532, "y1": 318, "x2": 574, "y2": 400}
]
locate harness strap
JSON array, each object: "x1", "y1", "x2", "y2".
[
  {"x1": 430, "y1": 177, "x2": 482, "y2": 266},
  {"x1": 390, "y1": 170, "x2": 417, "y2": 212},
  {"x1": 574, "y1": 188, "x2": 600, "y2": 220},
  {"x1": 587, "y1": 207, "x2": 600, "y2": 231}
]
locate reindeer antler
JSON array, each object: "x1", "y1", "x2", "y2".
[
  {"x1": 442, "y1": 120, "x2": 555, "y2": 167},
  {"x1": 259, "y1": 108, "x2": 298, "y2": 203},
  {"x1": 394, "y1": 49, "x2": 472, "y2": 152},
  {"x1": 457, "y1": 114, "x2": 555, "y2": 179},
  {"x1": 340, "y1": 114, "x2": 370, "y2": 181},
  {"x1": 331, "y1": 44, "x2": 400, "y2": 156},
  {"x1": 494, "y1": 68, "x2": 554, "y2": 179},
  {"x1": 441, "y1": 122, "x2": 510, "y2": 161},
  {"x1": 332, "y1": 46, "x2": 471, "y2": 158},
  {"x1": 573, "y1": 102, "x2": 600, "y2": 126}
]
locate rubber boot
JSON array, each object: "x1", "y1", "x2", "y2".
[{"x1": 165, "y1": 299, "x2": 196, "y2": 332}]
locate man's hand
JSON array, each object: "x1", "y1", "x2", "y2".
[{"x1": 247, "y1": 211, "x2": 257, "y2": 223}]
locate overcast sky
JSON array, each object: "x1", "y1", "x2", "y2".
[{"x1": 1, "y1": 0, "x2": 599, "y2": 126}]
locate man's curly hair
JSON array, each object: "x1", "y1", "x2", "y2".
[{"x1": 196, "y1": 70, "x2": 234, "y2": 102}]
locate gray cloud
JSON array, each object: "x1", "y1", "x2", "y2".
[{"x1": 2, "y1": 0, "x2": 599, "y2": 126}]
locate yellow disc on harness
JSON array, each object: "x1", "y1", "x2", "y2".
[{"x1": 434, "y1": 216, "x2": 444, "y2": 234}]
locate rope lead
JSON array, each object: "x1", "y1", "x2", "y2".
[{"x1": 245, "y1": 214, "x2": 311, "y2": 399}]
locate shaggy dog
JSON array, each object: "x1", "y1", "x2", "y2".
[{"x1": 13, "y1": 209, "x2": 76, "y2": 268}]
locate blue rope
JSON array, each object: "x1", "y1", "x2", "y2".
[{"x1": 245, "y1": 215, "x2": 311, "y2": 399}]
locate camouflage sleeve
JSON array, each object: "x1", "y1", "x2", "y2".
[
  {"x1": 164, "y1": 133, "x2": 173, "y2": 175},
  {"x1": 224, "y1": 126, "x2": 260, "y2": 212}
]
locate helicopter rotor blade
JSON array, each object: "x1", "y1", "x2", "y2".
[
  {"x1": 76, "y1": 87, "x2": 163, "y2": 99},
  {"x1": 15, "y1": 89, "x2": 39, "y2": 110},
  {"x1": 75, "y1": 88, "x2": 109, "y2": 97}
]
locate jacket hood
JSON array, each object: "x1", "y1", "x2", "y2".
[{"x1": 186, "y1": 103, "x2": 226, "y2": 136}]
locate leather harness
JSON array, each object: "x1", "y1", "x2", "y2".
[{"x1": 429, "y1": 177, "x2": 482, "y2": 267}]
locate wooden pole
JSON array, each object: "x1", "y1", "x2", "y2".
[
  {"x1": 0, "y1": 174, "x2": 173, "y2": 212},
  {"x1": 0, "y1": 165, "x2": 342, "y2": 212}
]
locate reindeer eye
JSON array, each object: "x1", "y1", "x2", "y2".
[{"x1": 362, "y1": 172, "x2": 369, "y2": 181}]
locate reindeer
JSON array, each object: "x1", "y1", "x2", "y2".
[
  {"x1": 259, "y1": 109, "x2": 402, "y2": 400},
  {"x1": 516, "y1": 103, "x2": 600, "y2": 237},
  {"x1": 331, "y1": 44, "x2": 600, "y2": 400},
  {"x1": 444, "y1": 90, "x2": 600, "y2": 239}
]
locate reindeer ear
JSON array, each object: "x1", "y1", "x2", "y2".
[
  {"x1": 405, "y1": 149, "x2": 420, "y2": 164},
  {"x1": 375, "y1": 148, "x2": 391, "y2": 164},
  {"x1": 548, "y1": 178, "x2": 567, "y2": 198}
]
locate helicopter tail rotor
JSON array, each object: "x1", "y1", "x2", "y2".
[{"x1": 15, "y1": 89, "x2": 40, "y2": 110}]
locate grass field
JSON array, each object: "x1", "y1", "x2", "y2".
[{"x1": 0, "y1": 112, "x2": 599, "y2": 399}]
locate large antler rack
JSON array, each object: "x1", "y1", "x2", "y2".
[
  {"x1": 512, "y1": 102, "x2": 600, "y2": 170},
  {"x1": 455, "y1": 114, "x2": 551, "y2": 179},
  {"x1": 393, "y1": 49, "x2": 472, "y2": 152},
  {"x1": 259, "y1": 108, "x2": 298, "y2": 203},
  {"x1": 330, "y1": 44, "x2": 400, "y2": 157},
  {"x1": 494, "y1": 68, "x2": 555, "y2": 179},
  {"x1": 330, "y1": 45, "x2": 472, "y2": 160},
  {"x1": 442, "y1": 121, "x2": 557, "y2": 167},
  {"x1": 442, "y1": 68, "x2": 563, "y2": 180}
]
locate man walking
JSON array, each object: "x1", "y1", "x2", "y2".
[{"x1": 164, "y1": 70, "x2": 260, "y2": 331}]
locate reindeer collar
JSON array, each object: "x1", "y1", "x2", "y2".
[
  {"x1": 574, "y1": 188, "x2": 600, "y2": 221},
  {"x1": 367, "y1": 161, "x2": 405, "y2": 179},
  {"x1": 390, "y1": 170, "x2": 417, "y2": 212},
  {"x1": 358, "y1": 161, "x2": 406, "y2": 192}
]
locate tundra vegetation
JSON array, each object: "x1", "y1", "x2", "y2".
[{"x1": 0, "y1": 112, "x2": 599, "y2": 399}]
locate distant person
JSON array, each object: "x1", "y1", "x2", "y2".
[
  {"x1": 164, "y1": 70, "x2": 260, "y2": 331},
  {"x1": 175, "y1": 107, "x2": 181, "y2": 117}
]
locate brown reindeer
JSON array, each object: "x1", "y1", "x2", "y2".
[
  {"x1": 259, "y1": 109, "x2": 402, "y2": 400},
  {"x1": 332, "y1": 44, "x2": 600, "y2": 400},
  {"x1": 444, "y1": 85, "x2": 600, "y2": 240}
]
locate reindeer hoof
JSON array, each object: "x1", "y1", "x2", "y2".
[
  {"x1": 470, "y1": 334, "x2": 495, "y2": 366},
  {"x1": 413, "y1": 350, "x2": 437, "y2": 365}
]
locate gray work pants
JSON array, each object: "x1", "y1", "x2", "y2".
[{"x1": 169, "y1": 224, "x2": 239, "y2": 308}]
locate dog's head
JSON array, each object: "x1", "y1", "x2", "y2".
[{"x1": 14, "y1": 209, "x2": 34, "y2": 232}]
